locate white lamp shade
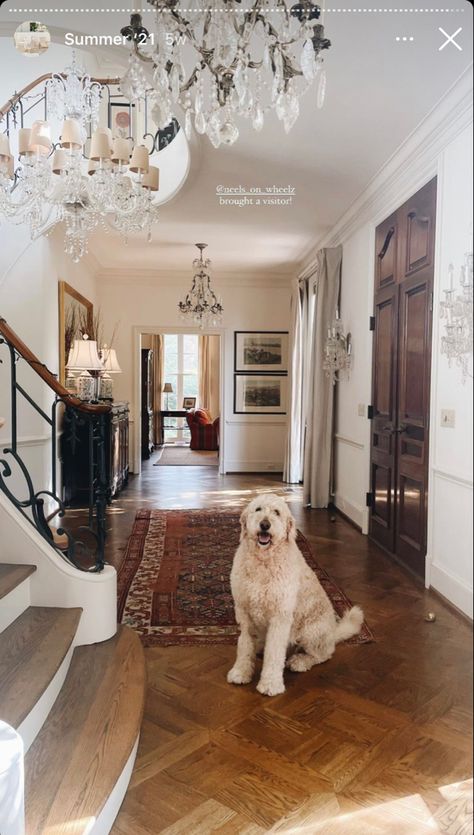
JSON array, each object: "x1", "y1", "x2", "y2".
[
  {"x1": 87, "y1": 159, "x2": 99, "y2": 176},
  {"x1": 142, "y1": 165, "x2": 159, "y2": 192},
  {"x1": 28, "y1": 120, "x2": 52, "y2": 155},
  {"x1": 101, "y1": 347, "x2": 122, "y2": 373},
  {"x1": 129, "y1": 144, "x2": 149, "y2": 174},
  {"x1": 0, "y1": 133, "x2": 11, "y2": 160},
  {"x1": 60, "y1": 119, "x2": 83, "y2": 149},
  {"x1": 66, "y1": 336, "x2": 104, "y2": 371},
  {"x1": 111, "y1": 138, "x2": 131, "y2": 164},
  {"x1": 98, "y1": 127, "x2": 114, "y2": 151},
  {"x1": 52, "y1": 149, "x2": 67, "y2": 174},
  {"x1": 89, "y1": 131, "x2": 111, "y2": 161},
  {"x1": 18, "y1": 128, "x2": 32, "y2": 155}
]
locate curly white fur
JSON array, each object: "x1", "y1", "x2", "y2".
[{"x1": 227, "y1": 493, "x2": 364, "y2": 696}]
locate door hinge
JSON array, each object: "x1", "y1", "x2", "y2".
[
  {"x1": 367, "y1": 405, "x2": 374, "y2": 419},
  {"x1": 366, "y1": 491, "x2": 373, "y2": 507},
  {"x1": 369, "y1": 315, "x2": 375, "y2": 331}
]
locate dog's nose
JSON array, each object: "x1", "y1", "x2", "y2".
[{"x1": 260, "y1": 519, "x2": 271, "y2": 532}]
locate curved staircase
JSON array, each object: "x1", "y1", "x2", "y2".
[
  {"x1": 0, "y1": 321, "x2": 146, "y2": 834},
  {"x1": 0, "y1": 565, "x2": 146, "y2": 835}
]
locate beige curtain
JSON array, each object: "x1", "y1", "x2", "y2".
[
  {"x1": 303, "y1": 246, "x2": 342, "y2": 508},
  {"x1": 151, "y1": 334, "x2": 163, "y2": 444},
  {"x1": 198, "y1": 335, "x2": 220, "y2": 418}
]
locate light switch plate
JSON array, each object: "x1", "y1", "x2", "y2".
[
  {"x1": 358, "y1": 404, "x2": 365, "y2": 417},
  {"x1": 441, "y1": 409, "x2": 455, "y2": 428}
]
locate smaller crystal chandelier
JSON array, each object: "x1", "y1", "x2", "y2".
[
  {"x1": 178, "y1": 243, "x2": 223, "y2": 328},
  {"x1": 323, "y1": 314, "x2": 352, "y2": 385},
  {"x1": 440, "y1": 244, "x2": 473, "y2": 383}
]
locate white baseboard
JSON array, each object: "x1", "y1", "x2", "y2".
[
  {"x1": 430, "y1": 563, "x2": 473, "y2": 619},
  {"x1": 334, "y1": 493, "x2": 369, "y2": 535},
  {"x1": 224, "y1": 460, "x2": 284, "y2": 473}
]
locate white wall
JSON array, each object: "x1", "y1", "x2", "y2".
[
  {"x1": 96, "y1": 273, "x2": 291, "y2": 473},
  {"x1": 327, "y1": 107, "x2": 473, "y2": 615}
]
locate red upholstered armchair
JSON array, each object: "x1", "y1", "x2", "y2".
[{"x1": 185, "y1": 408, "x2": 219, "y2": 451}]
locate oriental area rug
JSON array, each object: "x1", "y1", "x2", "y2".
[{"x1": 117, "y1": 508, "x2": 375, "y2": 647}]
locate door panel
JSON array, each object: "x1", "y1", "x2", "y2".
[
  {"x1": 369, "y1": 178, "x2": 436, "y2": 579},
  {"x1": 375, "y1": 212, "x2": 397, "y2": 290},
  {"x1": 369, "y1": 285, "x2": 399, "y2": 553}
]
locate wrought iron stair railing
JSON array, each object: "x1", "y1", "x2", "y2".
[{"x1": 0, "y1": 317, "x2": 111, "y2": 572}]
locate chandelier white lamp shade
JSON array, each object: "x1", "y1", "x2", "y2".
[
  {"x1": 440, "y1": 245, "x2": 473, "y2": 383},
  {"x1": 0, "y1": 55, "x2": 162, "y2": 262},
  {"x1": 323, "y1": 316, "x2": 352, "y2": 385},
  {"x1": 125, "y1": 2, "x2": 331, "y2": 147},
  {"x1": 178, "y1": 243, "x2": 224, "y2": 328}
]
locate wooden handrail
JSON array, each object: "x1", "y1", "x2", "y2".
[
  {"x1": 0, "y1": 318, "x2": 111, "y2": 415},
  {"x1": 0, "y1": 73, "x2": 121, "y2": 122}
]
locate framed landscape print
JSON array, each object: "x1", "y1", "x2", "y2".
[
  {"x1": 234, "y1": 331, "x2": 288, "y2": 373},
  {"x1": 234, "y1": 374, "x2": 287, "y2": 415}
]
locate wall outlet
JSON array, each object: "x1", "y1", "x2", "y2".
[
  {"x1": 358, "y1": 404, "x2": 365, "y2": 417},
  {"x1": 441, "y1": 409, "x2": 455, "y2": 428}
]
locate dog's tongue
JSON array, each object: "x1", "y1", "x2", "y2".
[{"x1": 258, "y1": 533, "x2": 271, "y2": 546}]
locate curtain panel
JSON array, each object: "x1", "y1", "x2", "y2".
[
  {"x1": 284, "y1": 246, "x2": 342, "y2": 508},
  {"x1": 198, "y1": 334, "x2": 220, "y2": 419}
]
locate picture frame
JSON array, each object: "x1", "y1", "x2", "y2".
[
  {"x1": 183, "y1": 396, "x2": 196, "y2": 410},
  {"x1": 58, "y1": 281, "x2": 93, "y2": 385},
  {"x1": 109, "y1": 101, "x2": 136, "y2": 140},
  {"x1": 234, "y1": 331, "x2": 288, "y2": 373},
  {"x1": 234, "y1": 374, "x2": 287, "y2": 415}
]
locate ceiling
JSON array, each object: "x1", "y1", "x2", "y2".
[{"x1": 1, "y1": 1, "x2": 472, "y2": 275}]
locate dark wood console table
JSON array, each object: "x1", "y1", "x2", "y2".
[{"x1": 157, "y1": 410, "x2": 190, "y2": 445}]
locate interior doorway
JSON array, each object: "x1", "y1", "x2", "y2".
[
  {"x1": 369, "y1": 178, "x2": 437, "y2": 579},
  {"x1": 138, "y1": 329, "x2": 222, "y2": 471}
]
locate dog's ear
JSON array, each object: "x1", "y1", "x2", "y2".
[
  {"x1": 240, "y1": 506, "x2": 249, "y2": 541},
  {"x1": 286, "y1": 513, "x2": 296, "y2": 541}
]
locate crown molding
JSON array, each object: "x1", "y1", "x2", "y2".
[{"x1": 299, "y1": 65, "x2": 473, "y2": 279}]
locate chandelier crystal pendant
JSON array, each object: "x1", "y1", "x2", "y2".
[
  {"x1": 127, "y1": 1, "x2": 331, "y2": 147},
  {"x1": 178, "y1": 243, "x2": 224, "y2": 327},
  {"x1": 0, "y1": 56, "x2": 161, "y2": 262},
  {"x1": 440, "y1": 246, "x2": 473, "y2": 382}
]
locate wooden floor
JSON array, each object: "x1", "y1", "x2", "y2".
[{"x1": 86, "y1": 459, "x2": 472, "y2": 834}]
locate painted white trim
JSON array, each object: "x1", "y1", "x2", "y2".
[
  {"x1": 88, "y1": 735, "x2": 139, "y2": 835},
  {"x1": 131, "y1": 326, "x2": 226, "y2": 476},
  {"x1": 334, "y1": 434, "x2": 365, "y2": 451},
  {"x1": 0, "y1": 575, "x2": 31, "y2": 633},
  {"x1": 431, "y1": 467, "x2": 473, "y2": 490},
  {"x1": 299, "y1": 68, "x2": 473, "y2": 275},
  {"x1": 0, "y1": 435, "x2": 50, "y2": 449},
  {"x1": 334, "y1": 493, "x2": 369, "y2": 535},
  {"x1": 224, "y1": 460, "x2": 284, "y2": 473},
  {"x1": 96, "y1": 271, "x2": 293, "y2": 285},
  {"x1": 430, "y1": 563, "x2": 473, "y2": 620},
  {"x1": 18, "y1": 643, "x2": 75, "y2": 755}
]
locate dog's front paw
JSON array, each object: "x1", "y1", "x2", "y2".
[
  {"x1": 256, "y1": 677, "x2": 286, "y2": 696},
  {"x1": 227, "y1": 666, "x2": 253, "y2": 685}
]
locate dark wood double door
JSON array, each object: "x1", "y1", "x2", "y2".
[{"x1": 369, "y1": 178, "x2": 437, "y2": 579}]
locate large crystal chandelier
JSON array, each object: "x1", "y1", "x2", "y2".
[
  {"x1": 125, "y1": 2, "x2": 331, "y2": 147},
  {"x1": 440, "y1": 247, "x2": 473, "y2": 382},
  {"x1": 178, "y1": 243, "x2": 224, "y2": 327},
  {"x1": 0, "y1": 56, "x2": 160, "y2": 262}
]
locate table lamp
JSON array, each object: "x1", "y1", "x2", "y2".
[
  {"x1": 163, "y1": 382, "x2": 173, "y2": 409},
  {"x1": 66, "y1": 334, "x2": 104, "y2": 401},
  {"x1": 100, "y1": 345, "x2": 122, "y2": 400}
]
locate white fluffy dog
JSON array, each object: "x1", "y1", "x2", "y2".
[{"x1": 228, "y1": 493, "x2": 364, "y2": 696}]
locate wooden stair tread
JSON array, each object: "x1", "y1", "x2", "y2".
[
  {"x1": 25, "y1": 625, "x2": 146, "y2": 835},
  {"x1": 0, "y1": 563, "x2": 36, "y2": 600},
  {"x1": 0, "y1": 606, "x2": 81, "y2": 728}
]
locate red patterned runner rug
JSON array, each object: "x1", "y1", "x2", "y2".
[{"x1": 117, "y1": 508, "x2": 375, "y2": 647}]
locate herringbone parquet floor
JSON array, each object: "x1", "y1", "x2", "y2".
[{"x1": 97, "y1": 464, "x2": 472, "y2": 834}]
